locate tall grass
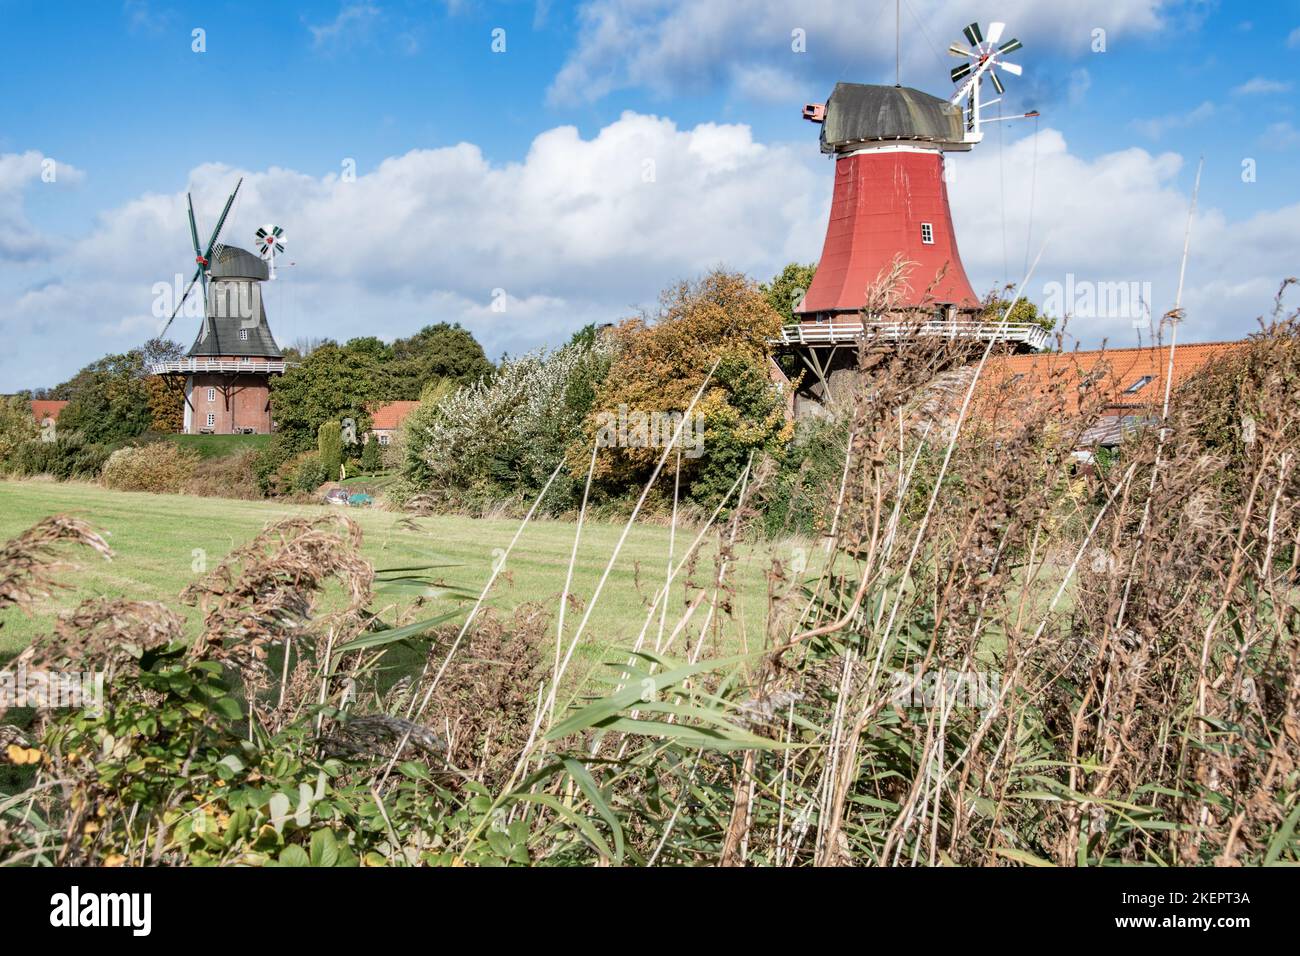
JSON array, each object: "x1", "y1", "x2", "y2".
[{"x1": 2, "y1": 287, "x2": 1297, "y2": 867}]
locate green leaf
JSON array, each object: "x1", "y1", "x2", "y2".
[
  {"x1": 562, "y1": 758, "x2": 624, "y2": 864},
  {"x1": 278, "y1": 844, "x2": 310, "y2": 867},
  {"x1": 310, "y1": 829, "x2": 340, "y2": 868},
  {"x1": 335, "y1": 608, "x2": 464, "y2": 656}
]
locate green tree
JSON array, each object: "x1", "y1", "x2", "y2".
[
  {"x1": 56, "y1": 348, "x2": 155, "y2": 445},
  {"x1": 360, "y1": 433, "x2": 381, "y2": 472},
  {"x1": 318, "y1": 420, "x2": 343, "y2": 482},
  {"x1": 0, "y1": 395, "x2": 39, "y2": 466},
  {"x1": 270, "y1": 343, "x2": 382, "y2": 451},
  {"x1": 387, "y1": 323, "x2": 494, "y2": 399},
  {"x1": 980, "y1": 293, "x2": 1056, "y2": 332},
  {"x1": 760, "y1": 262, "x2": 818, "y2": 324}
]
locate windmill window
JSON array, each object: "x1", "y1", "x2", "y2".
[
  {"x1": 920, "y1": 222, "x2": 935, "y2": 244},
  {"x1": 206, "y1": 413, "x2": 215, "y2": 427},
  {"x1": 206, "y1": 388, "x2": 216, "y2": 402},
  {"x1": 1123, "y1": 375, "x2": 1155, "y2": 394},
  {"x1": 239, "y1": 329, "x2": 249, "y2": 341}
]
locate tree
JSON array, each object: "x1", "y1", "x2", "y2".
[
  {"x1": 270, "y1": 343, "x2": 382, "y2": 451},
  {"x1": 0, "y1": 395, "x2": 38, "y2": 465},
  {"x1": 318, "y1": 420, "x2": 342, "y2": 482},
  {"x1": 577, "y1": 269, "x2": 792, "y2": 505},
  {"x1": 980, "y1": 291, "x2": 1056, "y2": 332},
  {"x1": 142, "y1": 338, "x2": 185, "y2": 432},
  {"x1": 360, "y1": 434, "x2": 381, "y2": 472},
  {"x1": 387, "y1": 323, "x2": 494, "y2": 399},
  {"x1": 56, "y1": 348, "x2": 155, "y2": 445},
  {"x1": 760, "y1": 262, "x2": 818, "y2": 324}
]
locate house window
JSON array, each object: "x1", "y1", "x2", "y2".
[
  {"x1": 378, "y1": 433, "x2": 391, "y2": 445},
  {"x1": 206, "y1": 412, "x2": 216, "y2": 427},
  {"x1": 240, "y1": 356, "x2": 251, "y2": 363},
  {"x1": 206, "y1": 387, "x2": 216, "y2": 402},
  {"x1": 239, "y1": 329, "x2": 249, "y2": 341},
  {"x1": 1123, "y1": 375, "x2": 1155, "y2": 394},
  {"x1": 920, "y1": 222, "x2": 934, "y2": 244}
]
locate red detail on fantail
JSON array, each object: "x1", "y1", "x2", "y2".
[{"x1": 797, "y1": 149, "x2": 979, "y2": 315}]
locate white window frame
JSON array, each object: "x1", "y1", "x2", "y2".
[
  {"x1": 206, "y1": 387, "x2": 216, "y2": 402},
  {"x1": 239, "y1": 328, "x2": 250, "y2": 341},
  {"x1": 378, "y1": 433, "x2": 391, "y2": 446},
  {"x1": 206, "y1": 412, "x2": 216, "y2": 428},
  {"x1": 920, "y1": 222, "x2": 935, "y2": 245}
]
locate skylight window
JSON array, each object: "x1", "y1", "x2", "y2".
[{"x1": 1123, "y1": 375, "x2": 1155, "y2": 394}]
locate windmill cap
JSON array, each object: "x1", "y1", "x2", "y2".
[
  {"x1": 209, "y1": 245, "x2": 269, "y2": 280},
  {"x1": 819, "y1": 83, "x2": 965, "y2": 152}
]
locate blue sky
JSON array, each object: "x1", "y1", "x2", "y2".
[{"x1": 2, "y1": 0, "x2": 1298, "y2": 390}]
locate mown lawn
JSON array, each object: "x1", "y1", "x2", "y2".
[
  {"x1": 164, "y1": 433, "x2": 273, "y2": 459},
  {"x1": 0, "y1": 480, "x2": 808, "y2": 690}
]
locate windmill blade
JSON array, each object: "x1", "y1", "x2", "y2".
[
  {"x1": 989, "y1": 71, "x2": 1005, "y2": 95},
  {"x1": 986, "y1": 21, "x2": 1005, "y2": 44},
  {"x1": 998, "y1": 37, "x2": 1023, "y2": 55},
  {"x1": 187, "y1": 193, "x2": 202, "y2": 258},
  {"x1": 202, "y1": 177, "x2": 243, "y2": 261},
  {"x1": 158, "y1": 266, "x2": 203, "y2": 339},
  {"x1": 999, "y1": 61, "x2": 1023, "y2": 76},
  {"x1": 951, "y1": 62, "x2": 974, "y2": 83},
  {"x1": 948, "y1": 42, "x2": 973, "y2": 57},
  {"x1": 963, "y1": 22, "x2": 983, "y2": 46}
]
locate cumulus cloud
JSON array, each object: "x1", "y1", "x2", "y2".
[
  {"x1": 548, "y1": 0, "x2": 1175, "y2": 105},
  {"x1": 0, "y1": 151, "x2": 85, "y2": 263},
  {"x1": 1232, "y1": 76, "x2": 1291, "y2": 95},
  {"x1": 308, "y1": 3, "x2": 381, "y2": 50},
  {"x1": 947, "y1": 128, "x2": 1297, "y2": 346},
  {"x1": 2, "y1": 115, "x2": 1294, "y2": 391},
  {"x1": 0, "y1": 115, "x2": 825, "y2": 389}
]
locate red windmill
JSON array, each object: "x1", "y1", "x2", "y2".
[
  {"x1": 775, "y1": 20, "x2": 1044, "y2": 414},
  {"x1": 791, "y1": 20, "x2": 1039, "y2": 337}
]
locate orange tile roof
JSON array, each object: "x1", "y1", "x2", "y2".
[
  {"x1": 979, "y1": 341, "x2": 1246, "y2": 416},
  {"x1": 30, "y1": 399, "x2": 68, "y2": 423},
  {"x1": 369, "y1": 400, "x2": 420, "y2": 431}
]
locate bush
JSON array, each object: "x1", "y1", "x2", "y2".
[
  {"x1": 401, "y1": 336, "x2": 615, "y2": 511},
  {"x1": 755, "y1": 416, "x2": 850, "y2": 538},
  {"x1": 4, "y1": 433, "x2": 112, "y2": 481},
  {"x1": 252, "y1": 435, "x2": 298, "y2": 496},
  {"x1": 318, "y1": 421, "x2": 342, "y2": 482},
  {"x1": 185, "y1": 449, "x2": 263, "y2": 500},
  {"x1": 281, "y1": 452, "x2": 328, "y2": 494},
  {"x1": 101, "y1": 441, "x2": 199, "y2": 493},
  {"x1": 360, "y1": 434, "x2": 381, "y2": 473}
]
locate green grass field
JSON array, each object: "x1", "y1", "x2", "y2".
[
  {"x1": 0, "y1": 480, "x2": 808, "y2": 689},
  {"x1": 164, "y1": 433, "x2": 272, "y2": 459}
]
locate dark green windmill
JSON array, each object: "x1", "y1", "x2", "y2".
[{"x1": 158, "y1": 177, "x2": 243, "y2": 339}]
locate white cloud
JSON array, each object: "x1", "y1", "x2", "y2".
[
  {"x1": 1067, "y1": 68, "x2": 1092, "y2": 106},
  {"x1": 548, "y1": 0, "x2": 1175, "y2": 105},
  {"x1": 308, "y1": 3, "x2": 381, "y2": 50},
  {"x1": 0, "y1": 115, "x2": 825, "y2": 388},
  {"x1": 948, "y1": 128, "x2": 1297, "y2": 346},
  {"x1": 0, "y1": 151, "x2": 85, "y2": 262},
  {"x1": 1130, "y1": 100, "x2": 1215, "y2": 139},
  {"x1": 2, "y1": 115, "x2": 1294, "y2": 392},
  {"x1": 1232, "y1": 76, "x2": 1291, "y2": 95},
  {"x1": 1288, "y1": 26, "x2": 1300, "y2": 48}
]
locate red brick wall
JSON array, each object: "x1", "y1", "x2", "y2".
[{"x1": 191, "y1": 374, "x2": 273, "y2": 433}]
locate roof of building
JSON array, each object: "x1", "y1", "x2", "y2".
[
  {"x1": 370, "y1": 400, "x2": 420, "y2": 431},
  {"x1": 967, "y1": 340, "x2": 1248, "y2": 445},
  {"x1": 31, "y1": 399, "x2": 68, "y2": 422},
  {"x1": 982, "y1": 341, "x2": 1246, "y2": 411},
  {"x1": 819, "y1": 84, "x2": 965, "y2": 153},
  {"x1": 210, "y1": 245, "x2": 270, "y2": 280}
]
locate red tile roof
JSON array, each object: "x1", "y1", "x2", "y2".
[
  {"x1": 369, "y1": 400, "x2": 420, "y2": 431},
  {"x1": 31, "y1": 399, "x2": 68, "y2": 423}
]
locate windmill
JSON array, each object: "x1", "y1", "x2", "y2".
[
  {"x1": 255, "y1": 224, "x2": 286, "y2": 280},
  {"x1": 947, "y1": 21, "x2": 1036, "y2": 143},
  {"x1": 159, "y1": 178, "x2": 243, "y2": 339}
]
